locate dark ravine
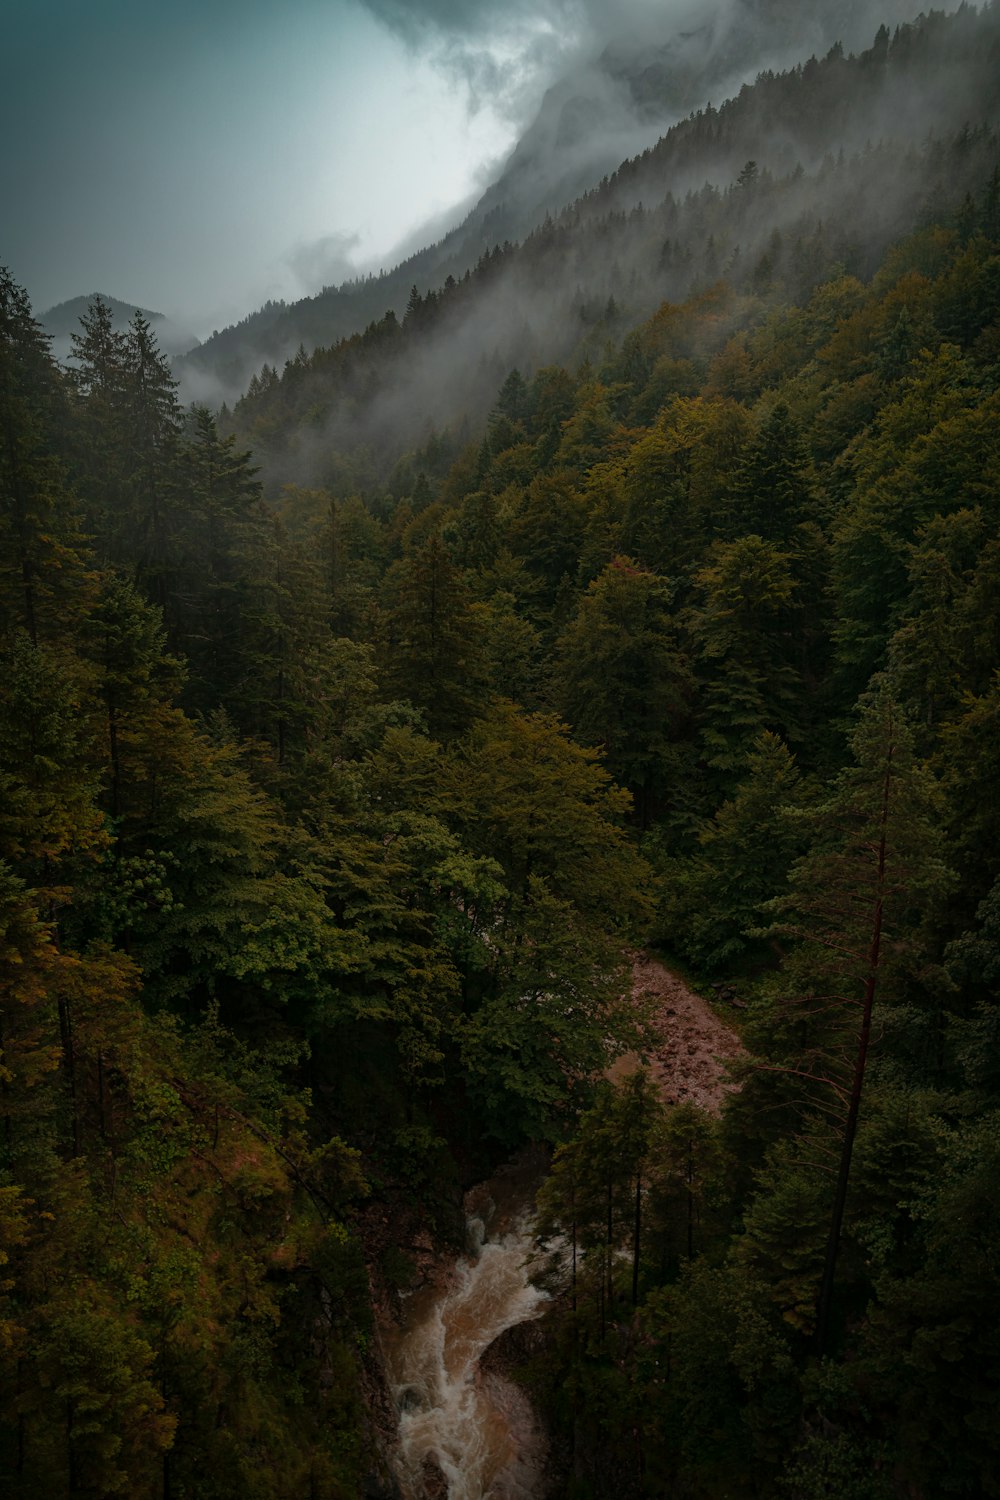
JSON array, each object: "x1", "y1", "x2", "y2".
[{"x1": 377, "y1": 957, "x2": 742, "y2": 1498}]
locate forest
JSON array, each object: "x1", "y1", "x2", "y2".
[{"x1": 3, "y1": 7, "x2": 1000, "y2": 1499}]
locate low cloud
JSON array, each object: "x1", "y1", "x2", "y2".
[
  {"x1": 355, "y1": 0, "x2": 712, "y2": 121},
  {"x1": 286, "y1": 230, "x2": 364, "y2": 293},
  {"x1": 359, "y1": 1, "x2": 628, "y2": 126},
  {"x1": 240, "y1": 1, "x2": 965, "y2": 332},
  {"x1": 357, "y1": 0, "x2": 707, "y2": 49},
  {"x1": 356, "y1": 0, "x2": 953, "y2": 124},
  {"x1": 351, "y1": 0, "x2": 965, "y2": 237}
]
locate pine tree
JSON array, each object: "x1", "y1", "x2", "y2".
[
  {"x1": 89, "y1": 572, "x2": 182, "y2": 825},
  {"x1": 381, "y1": 533, "x2": 482, "y2": 737},
  {"x1": 690, "y1": 534, "x2": 803, "y2": 779},
  {"x1": 748, "y1": 682, "x2": 952, "y2": 1350},
  {"x1": 0, "y1": 269, "x2": 93, "y2": 643},
  {"x1": 67, "y1": 295, "x2": 130, "y2": 540},
  {"x1": 722, "y1": 402, "x2": 817, "y2": 547},
  {"x1": 555, "y1": 557, "x2": 693, "y2": 826},
  {"x1": 121, "y1": 312, "x2": 181, "y2": 607},
  {"x1": 174, "y1": 406, "x2": 263, "y2": 709},
  {"x1": 660, "y1": 731, "x2": 803, "y2": 973}
]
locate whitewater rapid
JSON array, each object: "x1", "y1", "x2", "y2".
[{"x1": 386, "y1": 1186, "x2": 548, "y2": 1499}]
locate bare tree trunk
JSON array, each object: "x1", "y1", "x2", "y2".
[
  {"x1": 632, "y1": 1171, "x2": 642, "y2": 1305},
  {"x1": 686, "y1": 1138, "x2": 694, "y2": 1262},
  {"x1": 571, "y1": 1215, "x2": 577, "y2": 1314},
  {"x1": 606, "y1": 1181, "x2": 614, "y2": 1309},
  {"x1": 814, "y1": 745, "x2": 893, "y2": 1356}
]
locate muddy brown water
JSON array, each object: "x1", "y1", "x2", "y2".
[{"x1": 384, "y1": 1152, "x2": 549, "y2": 1499}]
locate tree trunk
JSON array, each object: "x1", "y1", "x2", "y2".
[
  {"x1": 606, "y1": 1180, "x2": 614, "y2": 1308},
  {"x1": 686, "y1": 1139, "x2": 694, "y2": 1262},
  {"x1": 571, "y1": 1213, "x2": 577, "y2": 1314},
  {"x1": 814, "y1": 743, "x2": 893, "y2": 1356},
  {"x1": 632, "y1": 1171, "x2": 642, "y2": 1305}
]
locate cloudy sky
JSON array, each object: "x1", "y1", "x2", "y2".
[
  {"x1": 0, "y1": 2, "x2": 524, "y2": 330},
  {"x1": 4, "y1": 0, "x2": 922, "y2": 335},
  {"x1": 3, "y1": 0, "x2": 634, "y2": 333}
]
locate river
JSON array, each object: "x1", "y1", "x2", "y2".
[
  {"x1": 384, "y1": 1153, "x2": 550, "y2": 1499},
  {"x1": 381, "y1": 957, "x2": 740, "y2": 1496}
]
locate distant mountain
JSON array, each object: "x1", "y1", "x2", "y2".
[
  {"x1": 175, "y1": 0, "x2": 957, "y2": 405},
  {"x1": 41, "y1": 293, "x2": 200, "y2": 365}
]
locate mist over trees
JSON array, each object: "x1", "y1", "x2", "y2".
[
  {"x1": 179, "y1": 4, "x2": 1000, "y2": 413},
  {"x1": 3, "y1": 3, "x2": 1000, "y2": 1496}
]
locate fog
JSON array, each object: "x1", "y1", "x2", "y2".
[
  {"x1": 376, "y1": 0, "x2": 968, "y2": 251},
  {"x1": 7, "y1": 0, "x2": 966, "y2": 348},
  {"x1": 220, "y1": 2, "x2": 999, "y2": 504},
  {"x1": 175, "y1": 0, "x2": 972, "y2": 408}
]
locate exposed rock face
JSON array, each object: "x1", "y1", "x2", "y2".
[
  {"x1": 419, "y1": 1453, "x2": 449, "y2": 1499},
  {"x1": 479, "y1": 1321, "x2": 555, "y2": 1498}
]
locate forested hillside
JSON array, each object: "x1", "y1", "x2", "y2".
[
  {"x1": 180, "y1": 4, "x2": 1000, "y2": 410},
  {"x1": 3, "y1": 8, "x2": 1000, "y2": 1498},
  {"x1": 0, "y1": 276, "x2": 650, "y2": 1496}
]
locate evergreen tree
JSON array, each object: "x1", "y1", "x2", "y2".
[
  {"x1": 721, "y1": 401, "x2": 817, "y2": 546},
  {"x1": 690, "y1": 534, "x2": 803, "y2": 779},
  {"x1": 381, "y1": 533, "x2": 482, "y2": 737},
  {"x1": 67, "y1": 295, "x2": 130, "y2": 540},
  {"x1": 121, "y1": 312, "x2": 182, "y2": 606},
  {"x1": 740, "y1": 683, "x2": 952, "y2": 1350},
  {"x1": 658, "y1": 730, "x2": 803, "y2": 973},
  {"x1": 174, "y1": 406, "x2": 263, "y2": 709},
  {"x1": 555, "y1": 557, "x2": 693, "y2": 826},
  {"x1": 0, "y1": 270, "x2": 92, "y2": 643}
]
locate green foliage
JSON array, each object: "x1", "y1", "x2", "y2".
[
  {"x1": 554, "y1": 557, "x2": 692, "y2": 824},
  {"x1": 3, "y1": 100, "x2": 1000, "y2": 1495},
  {"x1": 691, "y1": 533, "x2": 807, "y2": 779},
  {"x1": 0, "y1": 269, "x2": 93, "y2": 644},
  {"x1": 0, "y1": 632, "x2": 106, "y2": 880},
  {"x1": 448, "y1": 699, "x2": 647, "y2": 923},
  {"x1": 380, "y1": 531, "x2": 483, "y2": 735},
  {"x1": 656, "y1": 730, "x2": 804, "y2": 973},
  {"x1": 462, "y1": 878, "x2": 636, "y2": 1141}
]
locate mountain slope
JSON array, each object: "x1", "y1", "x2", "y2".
[
  {"x1": 224, "y1": 4, "x2": 1000, "y2": 493},
  {"x1": 177, "y1": 0, "x2": 968, "y2": 405},
  {"x1": 5, "y1": 14, "x2": 1000, "y2": 1494}
]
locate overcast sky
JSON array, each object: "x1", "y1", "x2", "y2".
[
  {"x1": 3, "y1": 1, "x2": 927, "y2": 335},
  {"x1": 3, "y1": 0, "x2": 580, "y2": 333}
]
